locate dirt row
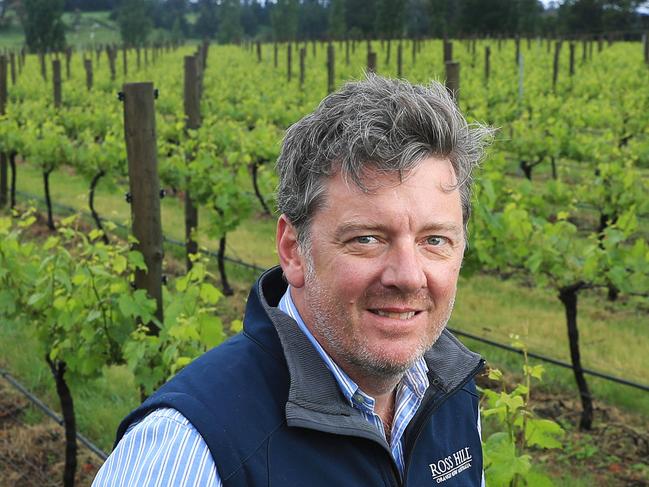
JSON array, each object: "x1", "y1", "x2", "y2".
[{"x1": 0, "y1": 379, "x2": 99, "y2": 487}]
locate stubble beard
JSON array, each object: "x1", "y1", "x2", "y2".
[{"x1": 301, "y1": 249, "x2": 456, "y2": 382}]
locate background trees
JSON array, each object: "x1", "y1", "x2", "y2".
[
  {"x1": 115, "y1": 0, "x2": 152, "y2": 46},
  {"x1": 7, "y1": 1, "x2": 649, "y2": 50},
  {"x1": 18, "y1": 0, "x2": 66, "y2": 52}
]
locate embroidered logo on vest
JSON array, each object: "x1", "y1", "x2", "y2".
[{"x1": 428, "y1": 446, "x2": 472, "y2": 484}]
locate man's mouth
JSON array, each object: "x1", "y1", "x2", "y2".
[{"x1": 369, "y1": 309, "x2": 419, "y2": 320}]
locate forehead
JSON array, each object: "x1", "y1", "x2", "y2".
[{"x1": 314, "y1": 156, "x2": 462, "y2": 228}]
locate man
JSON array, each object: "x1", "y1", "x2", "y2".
[{"x1": 93, "y1": 74, "x2": 491, "y2": 486}]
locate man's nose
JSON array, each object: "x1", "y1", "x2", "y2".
[{"x1": 379, "y1": 242, "x2": 427, "y2": 293}]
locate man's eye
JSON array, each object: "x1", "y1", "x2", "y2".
[
  {"x1": 427, "y1": 236, "x2": 448, "y2": 246},
  {"x1": 355, "y1": 236, "x2": 378, "y2": 244}
]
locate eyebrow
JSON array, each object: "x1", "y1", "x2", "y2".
[{"x1": 334, "y1": 221, "x2": 464, "y2": 240}]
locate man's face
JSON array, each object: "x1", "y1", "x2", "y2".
[{"x1": 280, "y1": 156, "x2": 465, "y2": 381}]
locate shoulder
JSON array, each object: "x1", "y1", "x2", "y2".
[{"x1": 93, "y1": 408, "x2": 220, "y2": 486}]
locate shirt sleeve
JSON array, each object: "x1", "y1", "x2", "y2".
[{"x1": 91, "y1": 408, "x2": 222, "y2": 487}]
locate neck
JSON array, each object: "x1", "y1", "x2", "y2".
[{"x1": 342, "y1": 363, "x2": 400, "y2": 436}]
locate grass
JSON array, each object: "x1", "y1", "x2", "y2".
[
  {"x1": 0, "y1": 314, "x2": 139, "y2": 452},
  {"x1": 14, "y1": 160, "x2": 279, "y2": 269}
]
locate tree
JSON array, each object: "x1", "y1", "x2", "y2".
[
  {"x1": 64, "y1": 0, "x2": 118, "y2": 10},
  {"x1": 428, "y1": 0, "x2": 458, "y2": 37},
  {"x1": 346, "y1": 0, "x2": 376, "y2": 37},
  {"x1": 375, "y1": 0, "x2": 405, "y2": 38},
  {"x1": 328, "y1": 0, "x2": 346, "y2": 39},
  {"x1": 241, "y1": 0, "x2": 259, "y2": 37},
  {"x1": 458, "y1": 0, "x2": 517, "y2": 35},
  {"x1": 558, "y1": 0, "x2": 604, "y2": 34},
  {"x1": 298, "y1": 0, "x2": 327, "y2": 40},
  {"x1": 117, "y1": 0, "x2": 153, "y2": 46},
  {"x1": 218, "y1": 0, "x2": 243, "y2": 43},
  {"x1": 194, "y1": 0, "x2": 218, "y2": 39},
  {"x1": 19, "y1": 0, "x2": 66, "y2": 53},
  {"x1": 152, "y1": 0, "x2": 190, "y2": 37},
  {"x1": 405, "y1": 0, "x2": 431, "y2": 37},
  {"x1": 271, "y1": 0, "x2": 299, "y2": 41}
]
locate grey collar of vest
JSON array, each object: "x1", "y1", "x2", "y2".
[{"x1": 257, "y1": 267, "x2": 483, "y2": 446}]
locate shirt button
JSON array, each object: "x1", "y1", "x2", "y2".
[{"x1": 353, "y1": 393, "x2": 364, "y2": 403}]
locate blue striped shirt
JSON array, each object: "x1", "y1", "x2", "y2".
[{"x1": 93, "y1": 287, "x2": 479, "y2": 486}]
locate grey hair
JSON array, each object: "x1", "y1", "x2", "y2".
[{"x1": 276, "y1": 73, "x2": 492, "y2": 245}]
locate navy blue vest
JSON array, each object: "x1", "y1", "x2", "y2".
[{"x1": 117, "y1": 267, "x2": 484, "y2": 486}]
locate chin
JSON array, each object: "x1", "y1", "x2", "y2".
[{"x1": 350, "y1": 345, "x2": 424, "y2": 378}]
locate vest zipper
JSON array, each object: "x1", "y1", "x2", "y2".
[{"x1": 401, "y1": 358, "x2": 485, "y2": 485}]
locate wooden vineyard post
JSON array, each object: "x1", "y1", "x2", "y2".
[
  {"x1": 65, "y1": 47, "x2": 72, "y2": 80},
  {"x1": 84, "y1": 58, "x2": 93, "y2": 91},
  {"x1": 552, "y1": 41, "x2": 561, "y2": 92},
  {"x1": 184, "y1": 56, "x2": 200, "y2": 272},
  {"x1": 53, "y1": 59, "x2": 62, "y2": 108},
  {"x1": 518, "y1": 49, "x2": 524, "y2": 102},
  {"x1": 200, "y1": 40, "x2": 209, "y2": 69},
  {"x1": 445, "y1": 61, "x2": 459, "y2": 103},
  {"x1": 121, "y1": 82, "x2": 164, "y2": 333},
  {"x1": 39, "y1": 52, "x2": 47, "y2": 80},
  {"x1": 597, "y1": 36, "x2": 603, "y2": 53},
  {"x1": 136, "y1": 47, "x2": 141, "y2": 69},
  {"x1": 123, "y1": 46, "x2": 128, "y2": 77},
  {"x1": 274, "y1": 42, "x2": 278, "y2": 68},
  {"x1": 345, "y1": 39, "x2": 350, "y2": 66},
  {"x1": 569, "y1": 42, "x2": 575, "y2": 76},
  {"x1": 412, "y1": 37, "x2": 416, "y2": 64},
  {"x1": 144, "y1": 46, "x2": 148, "y2": 66},
  {"x1": 327, "y1": 43, "x2": 335, "y2": 93},
  {"x1": 108, "y1": 47, "x2": 116, "y2": 81},
  {"x1": 582, "y1": 38, "x2": 587, "y2": 63},
  {"x1": 299, "y1": 47, "x2": 305, "y2": 87},
  {"x1": 515, "y1": 36, "x2": 520, "y2": 66},
  {"x1": 444, "y1": 40, "x2": 453, "y2": 63},
  {"x1": 9, "y1": 52, "x2": 15, "y2": 85},
  {"x1": 386, "y1": 38, "x2": 391, "y2": 65},
  {"x1": 0, "y1": 56, "x2": 6, "y2": 209},
  {"x1": 397, "y1": 42, "x2": 402, "y2": 78},
  {"x1": 257, "y1": 41, "x2": 261, "y2": 63},
  {"x1": 484, "y1": 46, "x2": 490, "y2": 84},
  {"x1": 287, "y1": 43, "x2": 292, "y2": 82},
  {"x1": 644, "y1": 33, "x2": 649, "y2": 65},
  {"x1": 367, "y1": 51, "x2": 377, "y2": 74},
  {"x1": 471, "y1": 38, "x2": 476, "y2": 67}
]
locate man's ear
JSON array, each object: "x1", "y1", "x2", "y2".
[{"x1": 276, "y1": 214, "x2": 306, "y2": 288}]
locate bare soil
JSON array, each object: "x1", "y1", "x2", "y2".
[{"x1": 0, "y1": 380, "x2": 100, "y2": 487}]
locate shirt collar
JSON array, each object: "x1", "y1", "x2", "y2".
[{"x1": 277, "y1": 286, "x2": 429, "y2": 409}]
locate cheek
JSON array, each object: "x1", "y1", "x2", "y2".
[{"x1": 425, "y1": 264, "x2": 462, "y2": 293}]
